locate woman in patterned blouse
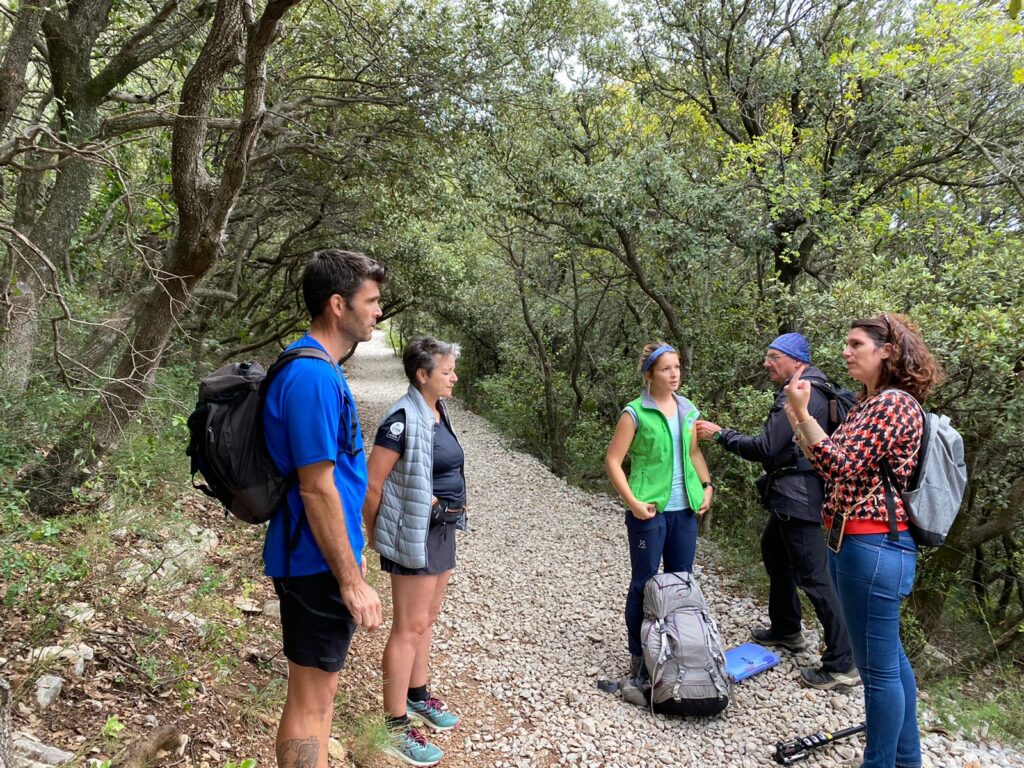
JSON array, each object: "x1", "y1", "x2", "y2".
[{"x1": 782, "y1": 313, "x2": 943, "y2": 768}]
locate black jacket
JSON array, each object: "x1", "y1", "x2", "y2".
[{"x1": 717, "y1": 367, "x2": 830, "y2": 523}]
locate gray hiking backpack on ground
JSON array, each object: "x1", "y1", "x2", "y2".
[
  {"x1": 881, "y1": 391, "x2": 968, "y2": 548},
  {"x1": 641, "y1": 571, "x2": 731, "y2": 716}
]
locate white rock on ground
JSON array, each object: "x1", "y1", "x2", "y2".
[
  {"x1": 263, "y1": 599, "x2": 281, "y2": 620},
  {"x1": 33, "y1": 677, "x2": 63, "y2": 711},
  {"x1": 343, "y1": 331, "x2": 1024, "y2": 768},
  {"x1": 13, "y1": 732, "x2": 75, "y2": 766},
  {"x1": 166, "y1": 610, "x2": 207, "y2": 633},
  {"x1": 59, "y1": 602, "x2": 95, "y2": 623}
]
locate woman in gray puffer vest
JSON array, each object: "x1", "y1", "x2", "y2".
[{"x1": 363, "y1": 336, "x2": 466, "y2": 766}]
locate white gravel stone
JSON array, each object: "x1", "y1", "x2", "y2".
[
  {"x1": 35, "y1": 675, "x2": 63, "y2": 709},
  {"x1": 343, "y1": 331, "x2": 1024, "y2": 768}
]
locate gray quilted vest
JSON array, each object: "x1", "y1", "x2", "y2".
[{"x1": 373, "y1": 386, "x2": 463, "y2": 569}]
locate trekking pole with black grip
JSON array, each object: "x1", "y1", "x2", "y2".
[{"x1": 773, "y1": 722, "x2": 866, "y2": 765}]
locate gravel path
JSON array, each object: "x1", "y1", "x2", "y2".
[{"x1": 344, "y1": 331, "x2": 1023, "y2": 768}]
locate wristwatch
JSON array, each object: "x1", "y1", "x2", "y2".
[
  {"x1": 712, "y1": 430, "x2": 722, "y2": 443},
  {"x1": 702, "y1": 481, "x2": 715, "y2": 491}
]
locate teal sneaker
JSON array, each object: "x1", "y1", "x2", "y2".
[
  {"x1": 407, "y1": 696, "x2": 461, "y2": 731},
  {"x1": 383, "y1": 723, "x2": 443, "y2": 767}
]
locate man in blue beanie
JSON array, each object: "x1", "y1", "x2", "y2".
[{"x1": 696, "y1": 334, "x2": 857, "y2": 690}]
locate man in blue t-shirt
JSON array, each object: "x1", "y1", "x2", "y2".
[{"x1": 263, "y1": 249, "x2": 387, "y2": 768}]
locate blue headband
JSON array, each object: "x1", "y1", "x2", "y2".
[{"x1": 642, "y1": 345, "x2": 676, "y2": 374}]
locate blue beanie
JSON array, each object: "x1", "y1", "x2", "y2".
[{"x1": 769, "y1": 333, "x2": 811, "y2": 364}]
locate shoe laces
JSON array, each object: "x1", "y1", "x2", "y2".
[
  {"x1": 423, "y1": 696, "x2": 446, "y2": 713},
  {"x1": 406, "y1": 726, "x2": 428, "y2": 747}
]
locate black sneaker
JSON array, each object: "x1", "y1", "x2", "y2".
[
  {"x1": 799, "y1": 666, "x2": 861, "y2": 690},
  {"x1": 750, "y1": 626, "x2": 807, "y2": 651}
]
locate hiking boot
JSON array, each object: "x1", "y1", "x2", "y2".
[
  {"x1": 799, "y1": 666, "x2": 861, "y2": 690},
  {"x1": 627, "y1": 654, "x2": 649, "y2": 685},
  {"x1": 750, "y1": 626, "x2": 807, "y2": 652},
  {"x1": 407, "y1": 695, "x2": 460, "y2": 731},
  {"x1": 383, "y1": 723, "x2": 443, "y2": 767},
  {"x1": 619, "y1": 677, "x2": 649, "y2": 708}
]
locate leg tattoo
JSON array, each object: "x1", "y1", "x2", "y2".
[{"x1": 277, "y1": 736, "x2": 319, "y2": 768}]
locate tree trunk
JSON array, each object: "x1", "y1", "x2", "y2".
[
  {"x1": 0, "y1": 1, "x2": 216, "y2": 393},
  {"x1": 3, "y1": 111, "x2": 102, "y2": 385},
  {"x1": 0, "y1": 280, "x2": 37, "y2": 391},
  {"x1": 1, "y1": 161, "x2": 48, "y2": 391},
  {"x1": 21, "y1": 0, "x2": 300, "y2": 516},
  {"x1": 0, "y1": 1, "x2": 114, "y2": 391},
  {"x1": 0, "y1": 0, "x2": 51, "y2": 137},
  {"x1": 507, "y1": 242, "x2": 569, "y2": 475},
  {"x1": 611, "y1": 225, "x2": 685, "y2": 360},
  {"x1": 0, "y1": 676, "x2": 11, "y2": 768}
]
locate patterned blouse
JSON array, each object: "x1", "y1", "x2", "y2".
[{"x1": 807, "y1": 390, "x2": 924, "y2": 533}]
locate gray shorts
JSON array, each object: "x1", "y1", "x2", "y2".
[{"x1": 380, "y1": 521, "x2": 457, "y2": 576}]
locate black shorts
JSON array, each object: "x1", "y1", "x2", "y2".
[
  {"x1": 273, "y1": 571, "x2": 357, "y2": 673},
  {"x1": 380, "y1": 520, "x2": 457, "y2": 576}
]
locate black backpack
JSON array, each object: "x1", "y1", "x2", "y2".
[
  {"x1": 810, "y1": 379, "x2": 857, "y2": 434},
  {"x1": 756, "y1": 377, "x2": 857, "y2": 506},
  {"x1": 186, "y1": 347, "x2": 336, "y2": 523}
]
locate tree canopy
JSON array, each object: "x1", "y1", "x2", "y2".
[{"x1": 1, "y1": 0, "x2": 1023, "y2": 658}]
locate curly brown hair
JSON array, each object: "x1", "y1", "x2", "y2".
[{"x1": 850, "y1": 313, "x2": 946, "y2": 402}]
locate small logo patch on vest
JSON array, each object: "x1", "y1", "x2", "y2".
[{"x1": 388, "y1": 421, "x2": 405, "y2": 438}]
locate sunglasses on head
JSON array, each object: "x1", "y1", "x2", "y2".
[{"x1": 881, "y1": 312, "x2": 894, "y2": 341}]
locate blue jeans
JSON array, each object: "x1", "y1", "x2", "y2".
[
  {"x1": 829, "y1": 531, "x2": 921, "y2": 768},
  {"x1": 624, "y1": 508, "x2": 697, "y2": 656}
]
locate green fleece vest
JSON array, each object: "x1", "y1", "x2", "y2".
[{"x1": 626, "y1": 393, "x2": 704, "y2": 513}]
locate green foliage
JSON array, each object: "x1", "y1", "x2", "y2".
[
  {"x1": 345, "y1": 714, "x2": 393, "y2": 766},
  {"x1": 102, "y1": 364, "x2": 195, "y2": 507},
  {"x1": 476, "y1": 366, "x2": 553, "y2": 456},
  {"x1": 240, "y1": 678, "x2": 287, "y2": 733},
  {"x1": 0, "y1": 501, "x2": 94, "y2": 616},
  {"x1": 1, "y1": 0, "x2": 1022, "y2": 748},
  {"x1": 929, "y1": 667, "x2": 1024, "y2": 742},
  {"x1": 0, "y1": 377, "x2": 90, "y2": 477},
  {"x1": 101, "y1": 715, "x2": 126, "y2": 740},
  {"x1": 399, "y1": 0, "x2": 1024, "y2": 687}
]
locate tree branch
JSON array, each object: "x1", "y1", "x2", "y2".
[{"x1": 85, "y1": 0, "x2": 216, "y2": 105}]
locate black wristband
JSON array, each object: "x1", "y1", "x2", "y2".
[{"x1": 702, "y1": 481, "x2": 715, "y2": 490}]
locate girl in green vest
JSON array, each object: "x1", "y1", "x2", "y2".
[{"x1": 605, "y1": 342, "x2": 715, "y2": 679}]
